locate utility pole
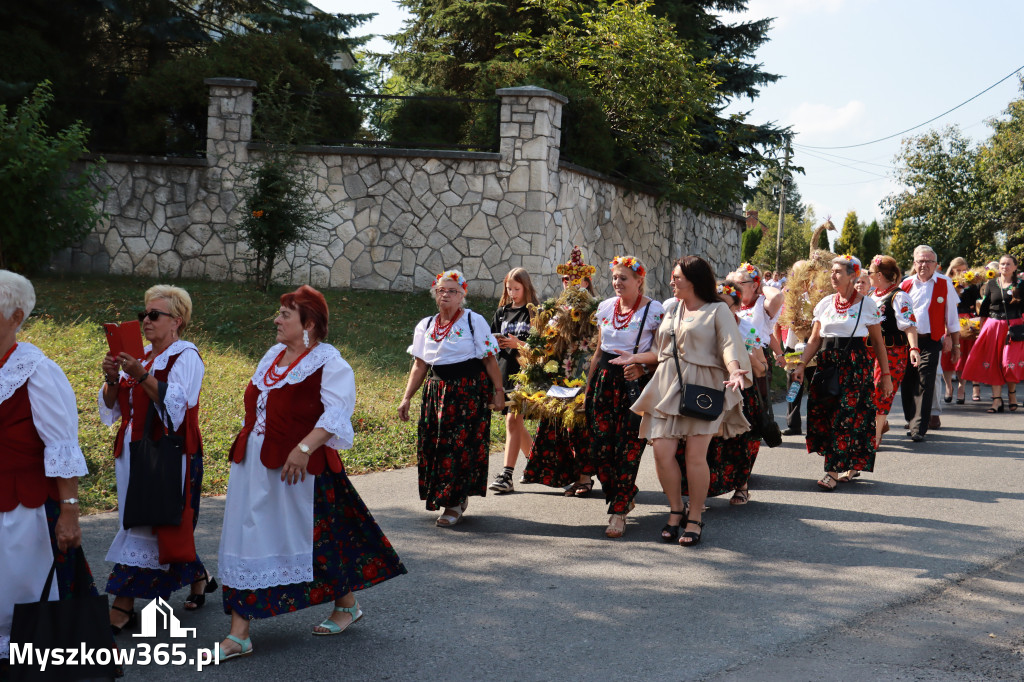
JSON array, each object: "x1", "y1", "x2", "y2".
[{"x1": 774, "y1": 138, "x2": 791, "y2": 276}]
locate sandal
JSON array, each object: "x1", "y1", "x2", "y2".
[
  {"x1": 605, "y1": 513, "x2": 627, "y2": 538},
  {"x1": 987, "y1": 397, "x2": 1004, "y2": 413},
  {"x1": 217, "y1": 634, "x2": 253, "y2": 662},
  {"x1": 573, "y1": 479, "x2": 594, "y2": 497},
  {"x1": 110, "y1": 605, "x2": 137, "y2": 636},
  {"x1": 836, "y1": 471, "x2": 861, "y2": 483},
  {"x1": 661, "y1": 509, "x2": 685, "y2": 542},
  {"x1": 816, "y1": 473, "x2": 838, "y2": 491},
  {"x1": 312, "y1": 600, "x2": 362, "y2": 636},
  {"x1": 183, "y1": 574, "x2": 219, "y2": 611},
  {"x1": 436, "y1": 499, "x2": 468, "y2": 527},
  {"x1": 679, "y1": 519, "x2": 704, "y2": 547},
  {"x1": 1009, "y1": 389, "x2": 1018, "y2": 411},
  {"x1": 729, "y1": 488, "x2": 750, "y2": 506},
  {"x1": 972, "y1": 387, "x2": 981, "y2": 401}
]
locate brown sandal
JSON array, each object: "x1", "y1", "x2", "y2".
[
  {"x1": 729, "y1": 488, "x2": 750, "y2": 505},
  {"x1": 817, "y1": 473, "x2": 838, "y2": 491},
  {"x1": 572, "y1": 479, "x2": 594, "y2": 497}
]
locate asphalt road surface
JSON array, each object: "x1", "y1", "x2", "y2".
[{"x1": 75, "y1": 396, "x2": 1024, "y2": 681}]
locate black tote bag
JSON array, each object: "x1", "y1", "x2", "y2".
[
  {"x1": 122, "y1": 397, "x2": 186, "y2": 529},
  {"x1": 9, "y1": 552, "x2": 117, "y2": 681}
]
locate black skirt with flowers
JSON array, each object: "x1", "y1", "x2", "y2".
[
  {"x1": 806, "y1": 346, "x2": 876, "y2": 473},
  {"x1": 417, "y1": 362, "x2": 493, "y2": 510},
  {"x1": 222, "y1": 468, "x2": 407, "y2": 619},
  {"x1": 522, "y1": 418, "x2": 594, "y2": 488},
  {"x1": 677, "y1": 385, "x2": 762, "y2": 497}
]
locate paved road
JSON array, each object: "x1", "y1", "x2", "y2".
[{"x1": 75, "y1": 397, "x2": 1024, "y2": 680}]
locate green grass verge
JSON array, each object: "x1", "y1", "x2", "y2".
[{"x1": 23, "y1": 275, "x2": 507, "y2": 514}]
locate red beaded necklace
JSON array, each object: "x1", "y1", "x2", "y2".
[
  {"x1": 873, "y1": 282, "x2": 897, "y2": 298},
  {"x1": 834, "y1": 292, "x2": 856, "y2": 314},
  {"x1": 612, "y1": 295, "x2": 642, "y2": 329},
  {"x1": 263, "y1": 344, "x2": 316, "y2": 387},
  {"x1": 431, "y1": 310, "x2": 463, "y2": 342},
  {"x1": 0, "y1": 342, "x2": 18, "y2": 369}
]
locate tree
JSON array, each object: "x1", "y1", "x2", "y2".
[
  {"x1": 882, "y1": 126, "x2": 996, "y2": 266},
  {"x1": 752, "y1": 209, "x2": 816, "y2": 274},
  {"x1": 0, "y1": 82, "x2": 106, "y2": 272},
  {"x1": 741, "y1": 227, "x2": 762, "y2": 262},
  {"x1": 977, "y1": 80, "x2": 1024, "y2": 262},
  {"x1": 747, "y1": 164, "x2": 806, "y2": 223},
  {"x1": 861, "y1": 219, "x2": 882, "y2": 261},
  {"x1": 833, "y1": 211, "x2": 863, "y2": 260}
]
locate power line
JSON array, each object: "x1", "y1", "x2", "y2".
[
  {"x1": 792, "y1": 145, "x2": 894, "y2": 170},
  {"x1": 797, "y1": 148, "x2": 891, "y2": 179},
  {"x1": 799, "y1": 64, "x2": 1024, "y2": 150}
]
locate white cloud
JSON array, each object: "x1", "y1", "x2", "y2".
[
  {"x1": 787, "y1": 100, "x2": 866, "y2": 136},
  {"x1": 731, "y1": 0, "x2": 846, "y2": 28}
]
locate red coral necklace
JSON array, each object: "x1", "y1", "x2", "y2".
[
  {"x1": 0, "y1": 342, "x2": 17, "y2": 369},
  {"x1": 834, "y1": 293, "x2": 856, "y2": 314},
  {"x1": 874, "y1": 282, "x2": 897, "y2": 298},
  {"x1": 612, "y1": 295, "x2": 642, "y2": 329},
  {"x1": 431, "y1": 310, "x2": 463, "y2": 342},
  {"x1": 263, "y1": 345, "x2": 316, "y2": 387}
]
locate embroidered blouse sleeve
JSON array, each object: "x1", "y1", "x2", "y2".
[
  {"x1": 97, "y1": 384, "x2": 120, "y2": 426},
  {"x1": 317, "y1": 353, "x2": 356, "y2": 451},
  {"x1": 638, "y1": 301, "x2": 665, "y2": 353},
  {"x1": 29, "y1": 360, "x2": 89, "y2": 479},
  {"x1": 162, "y1": 348, "x2": 205, "y2": 431},
  {"x1": 470, "y1": 311, "x2": 500, "y2": 359},
  {"x1": 892, "y1": 291, "x2": 918, "y2": 331},
  {"x1": 811, "y1": 295, "x2": 832, "y2": 324},
  {"x1": 860, "y1": 297, "x2": 883, "y2": 329},
  {"x1": 714, "y1": 304, "x2": 753, "y2": 380},
  {"x1": 406, "y1": 317, "x2": 432, "y2": 361}
]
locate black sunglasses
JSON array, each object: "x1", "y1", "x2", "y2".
[{"x1": 138, "y1": 310, "x2": 175, "y2": 322}]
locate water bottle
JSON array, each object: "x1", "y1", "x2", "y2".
[{"x1": 786, "y1": 381, "x2": 801, "y2": 403}]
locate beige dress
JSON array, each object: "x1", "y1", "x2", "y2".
[{"x1": 632, "y1": 299, "x2": 752, "y2": 439}]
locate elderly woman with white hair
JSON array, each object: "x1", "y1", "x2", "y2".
[
  {"x1": 398, "y1": 270, "x2": 504, "y2": 527},
  {"x1": 100, "y1": 284, "x2": 212, "y2": 634},
  {"x1": 0, "y1": 270, "x2": 94, "y2": 662},
  {"x1": 791, "y1": 256, "x2": 893, "y2": 490}
]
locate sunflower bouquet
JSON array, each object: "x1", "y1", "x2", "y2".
[{"x1": 507, "y1": 285, "x2": 599, "y2": 429}]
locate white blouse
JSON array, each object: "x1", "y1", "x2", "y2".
[
  {"x1": 597, "y1": 297, "x2": 664, "y2": 354},
  {"x1": 872, "y1": 289, "x2": 918, "y2": 332},
  {"x1": 97, "y1": 339, "x2": 204, "y2": 432},
  {"x1": 249, "y1": 343, "x2": 355, "y2": 450},
  {"x1": 736, "y1": 295, "x2": 774, "y2": 349},
  {"x1": 813, "y1": 294, "x2": 883, "y2": 338},
  {"x1": 407, "y1": 308, "x2": 498, "y2": 366}
]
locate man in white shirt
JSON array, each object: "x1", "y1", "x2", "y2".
[{"x1": 900, "y1": 245, "x2": 961, "y2": 442}]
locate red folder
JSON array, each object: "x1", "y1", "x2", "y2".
[{"x1": 103, "y1": 321, "x2": 146, "y2": 360}]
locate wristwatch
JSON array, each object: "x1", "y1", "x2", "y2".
[
  {"x1": 60, "y1": 498, "x2": 79, "y2": 505},
  {"x1": 297, "y1": 443, "x2": 311, "y2": 455}
]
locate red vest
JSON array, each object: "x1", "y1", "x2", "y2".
[
  {"x1": 0, "y1": 383, "x2": 59, "y2": 512},
  {"x1": 229, "y1": 366, "x2": 343, "y2": 476},
  {"x1": 113, "y1": 350, "x2": 202, "y2": 458},
  {"x1": 901, "y1": 276, "x2": 948, "y2": 342}
]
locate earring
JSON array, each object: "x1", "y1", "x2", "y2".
[{"x1": 303, "y1": 329, "x2": 310, "y2": 348}]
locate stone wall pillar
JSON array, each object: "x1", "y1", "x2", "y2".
[{"x1": 496, "y1": 86, "x2": 568, "y2": 274}]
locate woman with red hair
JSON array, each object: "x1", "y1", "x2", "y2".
[{"x1": 215, "y1": 285, "x2": 406, "y2": 661}]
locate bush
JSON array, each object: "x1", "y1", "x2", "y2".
[
  {"x1": 0, "y1": 81, "x2": 105, "y2": 273},
  {"x1": 741, "y1": 227, "x2": 763, "y2": 263}
]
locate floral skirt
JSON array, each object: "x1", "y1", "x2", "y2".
[
  {"x1": 521, "y1": 418, "x2": 593, "y2": 488},
  {"x1": 677, "y1": 386, "x2": 761, "y2": 497},
  {"x1": 586, "y1": 365, "x2": 646, "y2": 514},
  {"x1": 806, "y1": 347, "x2": 876, "y2": 474},
  {"x1": 222, "y1": 468, "x2": 406, "y2": 619},
  {"x1": 962, "y1": 319, "x2": 1024, "y2": 385},
  {"x1": 417, "y1": 371, "x2": 492, "y2": 510},
  {"x1": 106, "y1": 452, "x2": 206, "y2": 599},
  {"x1": 869, "y1": 344, "x2": 909, "y2": 415}
]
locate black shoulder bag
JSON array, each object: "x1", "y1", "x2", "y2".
[
  {"x1": 812, "y1": 296, "x2": 864, "y2": 398},
  {"x1": 669, "y1": 303, "x2": 725, "y2": 421},
  {"x1": 122, "y1": 386, "x2": 186, "y2": 529}
]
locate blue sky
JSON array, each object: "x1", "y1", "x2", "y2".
[{"x1": 323, "y1": 0, "x2": 1024, "y2": 226}]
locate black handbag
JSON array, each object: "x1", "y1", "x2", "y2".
[
  {"x1": 122, "y1": 394, "x2": 186, "y2": 529},
  {"x1": 812, "y1": 298, "x2": 864, "y2": 398},
  {"x1": 9, "y1": 552, "x2": 117, "y2": 681},
  {"x1": 751, "y1": 389, "x2": 783, "y2": 447},
  {"x1": 1008, "y1": 323, "x2": 1024, "y2": 343},
  {"x1": 623, "y1": 303, "x2": 652, "y2": 427},
  {"x1": 669, "y1": 304, "x2": 725, "y2": 421}
]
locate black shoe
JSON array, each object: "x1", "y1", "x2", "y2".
[
  {"x1": 184, "y1": 574, "x2": 219, "y2": 611},
  {"x1": 782, "y1": 428, "x2": 802, "y2": 436},
  {"x1": 908, "y1": 432, "x2": 925, "y2": 442},
  {"x1": 660, "y1": 509, "x2": 685, "y2": 543},
  {"x1": 679, "y1": 519, "x2": 704, "y2": 547},
  {"x1": 110, "y1": 605, "x2": 137, "y2": 635}
]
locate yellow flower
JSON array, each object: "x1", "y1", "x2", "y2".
[
  {"x1": 543, "y1": 360, "x2": 560, "y2": 373},
  {"x1": 986, "y1": 268, "x2": 997, "y2": 279}
]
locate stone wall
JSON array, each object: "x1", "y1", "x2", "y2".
[{"x1": 60, "y1": 80, "x2": 744, "y2": 299}]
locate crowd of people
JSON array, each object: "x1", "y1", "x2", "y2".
[{"x1": 2, "y1": 241, "x2": 1019, "y2": 667}]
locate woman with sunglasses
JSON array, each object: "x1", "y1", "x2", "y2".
[
  {"x1": 99, "y1": 285, "x2": 212, "y2": 634},
  {"x1": 732, "y1": 263, "x2": 784, "y2": 403}
]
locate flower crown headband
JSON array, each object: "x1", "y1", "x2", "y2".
[
  {"x1": 872, "y1": 256, "x2": 884, "y2": 267},
  {"x1": 739, "y1": 262, "x2": 760, "y2": 284},
  {"x1": 717, "y1": 283, "x2": 737, "y2": 298},
  {"x1": 837, "y1": 254, "x2": 861, "y2": 275},
  {"x1": 433, "y1": 270, "x2": 467, "y2": 291},
  {"x1": 610, "y1": 256, "x2": 645, "y2": 278}
]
